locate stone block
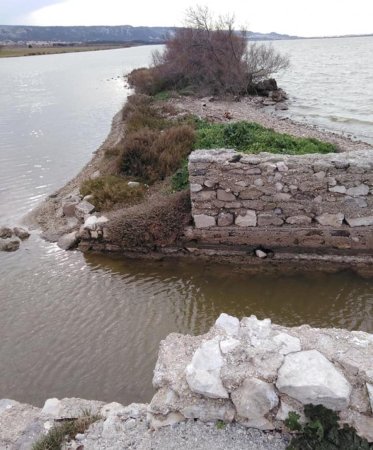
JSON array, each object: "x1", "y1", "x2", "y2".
[
  {"x1": 316, "y1": 213, "x2": 344, "y2": 227},
  {"x1": 217, "y1": 189, "x2": 236, "y2": 201},
  {"x1": 231, "y1": 378, "x2": 279, "y2": 419},
  {"x1": 194, "y1": 215, "x2": 216, "y2": 228},
  {"x1": 346, "y1": 216, "x2": 373, "y2": 227},
  {"x1": 235, "y1": 210, "x2": 257, "y2": 227},
  {"x1": 217, "y1": 212, "x2": 234, "y2": 227},
  {"x1": 276, "y1": 350, "x2": 352, "y2": 411},
  {"x1": 258, "y1": 213, "x2": 284, "y2": 226}
]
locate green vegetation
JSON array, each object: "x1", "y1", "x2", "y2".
[
  {"x1": 215, "y1": 419, "x2": 226, "y2": 430},
  {"x1": 32, "y1": 412, "x2": 101, "y2": 450},
  {"x1": 194, "y1": 120, "x2": 336, "y2": 155},
  {"x1": 286, "y1": 405, "x2": 373, "y2": 450},
  {"x1": 80, "y1": 175, "x2": 145, "y2": 211},
  {"x1": 88, "y1": 94, "x2": 336, "y2": 207}
]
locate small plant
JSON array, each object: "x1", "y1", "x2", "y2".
[
  {"x1": 32, "y1": 412, "x2": 101, "y2": 450},
  {"x1": 80, "y1": 175, "x2": 145, "y2": 211},
  {"x1": 171, "y1": 160, "x2": 189, "y2": 191},
  {"x1": 286, "y1": 405, "x2": 373, "y2": 450},
  {"x1": 285, "y1": 411, "x2": 303, "y2": 432},
  {"x1": 216, "y1": 419, "x2": 226, "y2": 430}
]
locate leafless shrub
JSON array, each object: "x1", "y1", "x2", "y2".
[{"x1": 128, "y1": 6, "x2": 289, "y2": 96}]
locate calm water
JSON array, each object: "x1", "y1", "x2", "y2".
[
  {"x1": 274, "y1": 36, "x2": 373, "y2": 144},
  {"x1": 0, "y1": 40, "x2": 373, "y2": 407}
]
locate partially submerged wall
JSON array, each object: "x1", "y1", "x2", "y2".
[
  {"x1": 188, "y1": 149, "x2": 373, "y2": 254},
  {"x1": 149, "y1": 314, "x2": 373, "y2": 442}
]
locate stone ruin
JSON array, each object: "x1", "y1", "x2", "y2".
[
  {"x1": 148, "y1": 314, "x2": 373, "y2": 442},
  {"x1": 188, "y1": 149, "x2": 373, "y2": 254}
]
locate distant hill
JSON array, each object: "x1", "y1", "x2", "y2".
[{"x1": 0, "y1": 25, "x2": 299, "y2": 44}]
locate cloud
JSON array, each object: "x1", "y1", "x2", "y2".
[
  {"x1": 0, "y1": 0, "x2": 64, "y2": 24},
  {"x1": 9, "y1": 0, "x2": 373, "y2": 37}
]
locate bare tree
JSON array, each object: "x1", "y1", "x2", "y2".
[{"x1": 130, "y1": 6, "x2": 289, "y2": 96}]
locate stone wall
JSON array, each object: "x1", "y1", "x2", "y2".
[
  {"x1": 188, "y1": 149, "x2": 373, "y2": 253},
  {"x1": 149, "y1": 314, "x2": 373, "y2": 442}
]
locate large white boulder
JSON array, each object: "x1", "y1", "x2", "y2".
[
  {"x1": 215, "y1": 313, "x2": 240, "y2": 336},
  {"x1": 276, "y1": 350, "x2": 352, "y2": 410},
  {"x1": 231, "y1": 377, "x2": 279, "y2": 420},
  {"x1": 273, "y1": 333, "x2": 301, "y2": 355},
  {"x1": 185, "y1": 339, "x2": 228, "y2": 399}
]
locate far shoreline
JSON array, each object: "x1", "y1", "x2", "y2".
[{"x1": 0, "y1": 42, "x2": 157, "y2": 58}]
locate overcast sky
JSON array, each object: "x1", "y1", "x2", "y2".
[{"x1": 1, "y1": 0, "x2": 372, "y2": 37}]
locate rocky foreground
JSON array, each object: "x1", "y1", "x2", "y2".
[{"x1": 1, "y1": 315, "x2": 372, "y2": 449}]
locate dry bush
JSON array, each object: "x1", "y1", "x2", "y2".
[
  {"x1": 127, "y1": 67, "x2": 161, "y2": 95},
  {"x1": 108, "y1": 190, "x2": 191, "y2": 248},
  {"x1": 80, "y1": 175, "x2": 145, "y2": 211},
  {"x1": 122, "y1": 94, "x2": 167, "y2": 133},
  {"x1": 121, "y1": 125, "x2": 195, "y2": 183},
  {"x1": 129, "y1": 6, "x2": 289, "y2": 96}
]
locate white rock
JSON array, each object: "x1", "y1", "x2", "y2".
[
  {"x1": 240, "y1": 316, "x2": 271, "y2": 347},
  {"x1": 273, "y1": 333, "x2": 301, "y2": 355},
  {"x1": 346, "y1": 216, "x2": 373, "y2": 227},
  {"x1": 367, "y1": 383, "x2": 373, "y2": 413},
  {"x1": 190, "y1": 183, "x2": 203, "y2": 193},
  {"x1": 316, "y1": 213, "x2": 344, "y2": 227},
  {"x1": 42, "y1": 398, "x2": 61, "y2": 417},
  {"x1": 128, "y1": 181, "x2": 140, "y2": 188},
  {"x1": 194, "y1": 214, "x2": 216, "y2": 228},
  {"x1": 346, "y1": 184, "x2": 369, "y2": 197},
  {"x1": 100, "y1": 402, "x2": 127, "y2": 419},
  {"x1": 255, "y1": 249, "x2": 267, "y2": 259},
  {"x1": 83, "y1": 216, "x2": 99, "y2": 230},
  {"x1": 276, "y1": 350, "x2": 352, "y2": 410},
  {"x1": 102, "y1": 414, "x2": 122, "y2": 438},
  {"x1": 215, "y1": 313, "x2": 240, "y2": 336},
  {"x1": 220, "y1": 337, "x2": 240, "y2": 354},
  {"x1": 231, "y1": 378, "x2": 279, "y2": 420},
  {"x1": 329, "y1": 185, "x2": 347, "y2": 194},
  {"x1": 185, "y1": 339, "x2": 228, "y2": 399},
  {"x1": 235, "y1": 210, "x2": 257, "y2": 227},
  {"x1": 0, "y1": 399, "x2": 19, "y2": 414}
]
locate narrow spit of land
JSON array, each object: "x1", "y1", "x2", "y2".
[{"x1": 0, "y1": 44, "x2": 139, "y2": 58}]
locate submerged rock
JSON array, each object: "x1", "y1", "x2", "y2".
[
  {"x1": 57, "y1": 231, "x2": 79, "y2": 250},
  {"x1": 0, "y1": 227, "x2": 13, "y2": 239},
  {"x1": 13, "y1": 227, "x2": 30, "y2": 240},
  {"x1": 0, "y1": 238, "x2": 20, "y2": 252}
]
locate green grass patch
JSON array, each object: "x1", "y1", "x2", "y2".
[
  {"x1": 194, "y1": 120, "x2": 336, "y2": 155},
  {"x1": 80, "y1": 175, "x2": 145, "y2": 211},
  {"x1": 153, "y1": 90, "x2": 173, "y2": 101},
  {"x1": 32, "y1": 412, "x2": 101, "y2": 450}
]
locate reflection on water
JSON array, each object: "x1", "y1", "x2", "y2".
[{"x1": 0, "y1": 41, "x2": 373, "y2": 407}]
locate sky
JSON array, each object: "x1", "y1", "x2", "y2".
[{"x1": 1, "y1": 0, "x2": 373, "y2": 37}]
